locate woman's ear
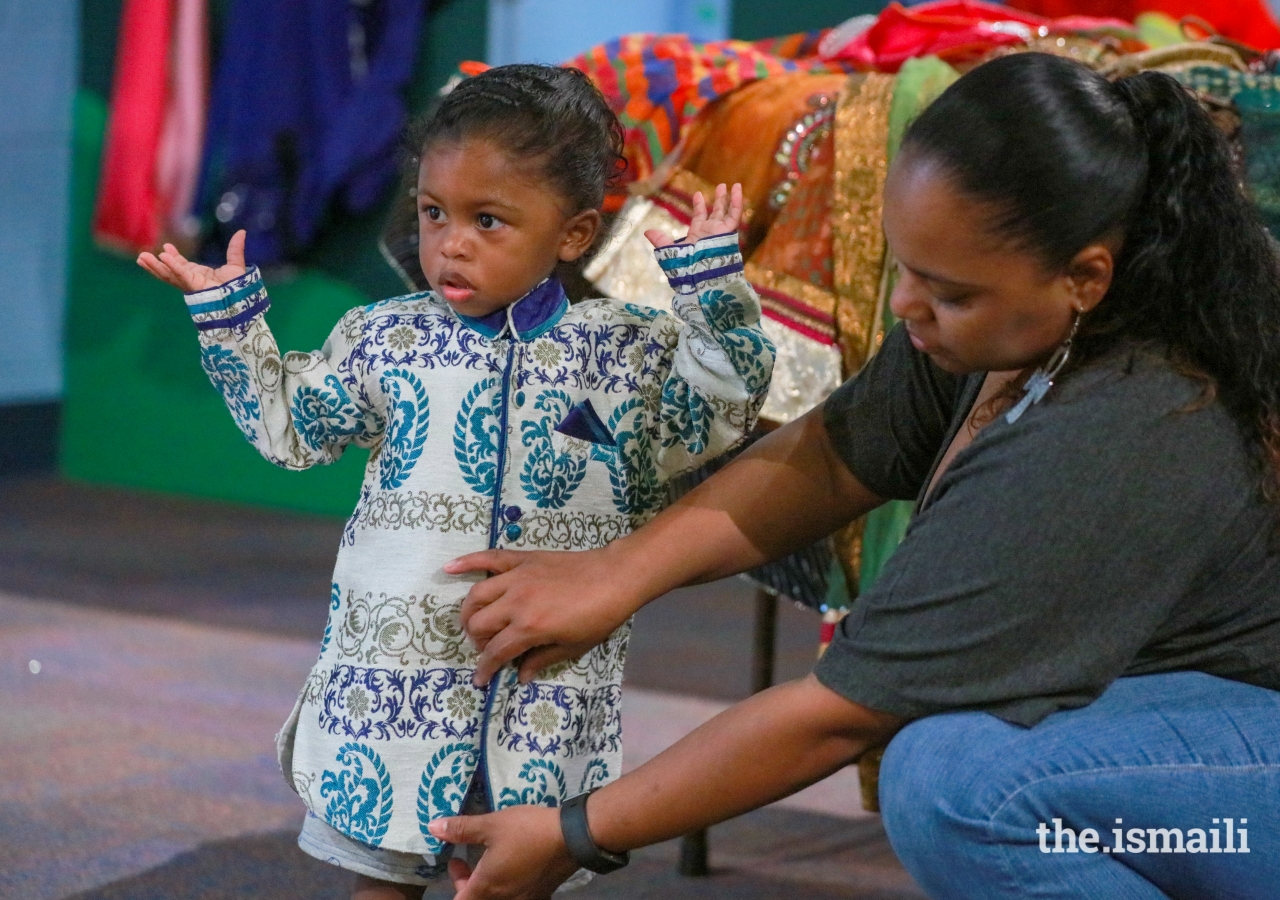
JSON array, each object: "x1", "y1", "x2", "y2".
[
  {"x1": 1065, "y1": 243, "x2": 1115, "y2": 313},
  {"x1": 559, "y1": 209, "x2": 602, "y2": 262}
]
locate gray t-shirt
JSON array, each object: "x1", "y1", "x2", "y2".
[{"x1": 815, "y1": 323, "x2": 1280, "y2": 726}]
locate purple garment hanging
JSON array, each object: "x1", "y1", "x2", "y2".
[{"x1": 196, "y1": 0, "x2": 425, "y2": 264}]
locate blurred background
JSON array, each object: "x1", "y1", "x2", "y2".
[{"x1": 7, "y1": 1, "x2": 1280, "y2": 898}]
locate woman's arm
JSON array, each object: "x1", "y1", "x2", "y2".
[
  {"x1": 445, "y1": 404, "x2": 885, "y2": 683},
  {"x1": 429, "y1": 674, "x2": 903, "y2": 900}
]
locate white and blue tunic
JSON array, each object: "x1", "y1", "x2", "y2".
[{"x1": 182, "y1": 232, "x2": 774, "y2": 859}]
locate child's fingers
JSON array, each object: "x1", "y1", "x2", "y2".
[
  {"x1": 137, "y1": 253, "x2": 188, "y2": 290},
  {"x1": 225, "y1": 229, "x2": 247, "y2": 270},
  {"x1": 691, "y1": 190, "x2": 707, "y2": 225},
  {"x1": 711, "y1": 182, "x2": 728, "y2": 220},
  {"x1": 728, "y1": 183, "x2": 744, "y2": 228},
  {"x1": 644, "y1": 228, "x2": 674, "y2": 249}
]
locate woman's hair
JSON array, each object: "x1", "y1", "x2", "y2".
[
  {"x1": 409, "y1": 63, "x2": 625, "y2": 214},
  {"x1": 900, "y1": 52, "x2": 1280, "y2": 499}
]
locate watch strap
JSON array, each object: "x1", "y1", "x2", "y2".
[{"x1": 560, "y1": 790, "x2": 629, "y2": 874}]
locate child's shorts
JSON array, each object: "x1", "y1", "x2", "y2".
[
  {"x1": 296, "y1": 801, "x2": 593, "y2": 890},
  {"x1": 297, "y1": 809, "x2": 469, "y2": 885}
]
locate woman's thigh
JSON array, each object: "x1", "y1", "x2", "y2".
[{"x1": 878, "y1": 672, "x2": 1280, "y2": 900}]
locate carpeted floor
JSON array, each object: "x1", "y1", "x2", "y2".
[{"x1": 0, "y1": 476, "x2": 926, "y2": 900}]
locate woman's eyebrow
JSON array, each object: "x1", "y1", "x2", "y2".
[{"x1": 902, "y1": 261, "x2": 979, "y2": 290}]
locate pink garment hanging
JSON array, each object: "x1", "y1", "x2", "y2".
[
  {"x1": 93, "y1": 0, "x2": 173, "y2": 252},
  {"x1": 155, "y1": 0, "x2": 208, "y2": 242}
]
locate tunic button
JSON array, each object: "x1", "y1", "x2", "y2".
[
  {"x1": 504, "y1": 522, "x2": 523, "y2": 542},
  {"x1": 514, "y1": 391, "x2": 526, "y2": 409},
  {"x1": 504, "y1": 505, "x2": 523, "y2": 522}
]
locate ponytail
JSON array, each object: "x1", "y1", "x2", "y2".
[
  {"x1": 1104, "y1": 71, "x2": 1280, "y2": 499},
  {"x1": 900, "y1": 53, "x2": 1280, "y2": 501}
]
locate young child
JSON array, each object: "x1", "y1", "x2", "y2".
[{"x1": 138, "y1": 64, "x2": 774, "y2": 896}]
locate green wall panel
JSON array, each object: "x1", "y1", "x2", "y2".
[
  {"x1": 731, "y1": 0, "x2": 888, "y2": 40},
  {"x1": 62, "y1": 0, "x2": 487, "y2": 514}
]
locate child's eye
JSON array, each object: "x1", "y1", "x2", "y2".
[
  {"x1": 421, "y1": 205, "x2": 443, "y2": 222},
  {"x1": 476, "y1": 213, "x2": 504, "y2": 231}
]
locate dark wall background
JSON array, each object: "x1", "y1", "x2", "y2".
[{"x1": 731, "y1": 0, "x2": 889, "y2": 39}]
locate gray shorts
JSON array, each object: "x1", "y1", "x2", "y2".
[{"x1": 297, "y1": 803, "x2": 592, "y2": 890}]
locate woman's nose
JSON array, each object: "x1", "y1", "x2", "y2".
[{"x1": 889, "y1": 271, "x2": 931, "y2": 323}]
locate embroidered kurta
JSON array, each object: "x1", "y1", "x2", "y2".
[{"x1": 182, "y1": 232, "x2": 774, "y2": 860}]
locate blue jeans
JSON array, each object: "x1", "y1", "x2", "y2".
[{"x1": 879, "y1": 672, "x2": 1280, "y2": 899}]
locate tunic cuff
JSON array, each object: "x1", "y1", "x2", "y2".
[
  {"x1": 184, "y1": 266, "x2": 270, "y2": 332},
  {"x1": 653, "y1": 232, "x2": 744, "y2": 294}
]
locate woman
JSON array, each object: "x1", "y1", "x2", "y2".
[{"x1": 430, "y1": 53, "x2": 1280, "y2": 899}]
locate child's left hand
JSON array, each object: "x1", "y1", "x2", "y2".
[{"x1": 646, "y1": 182, "x2": 743, "y2": 249}]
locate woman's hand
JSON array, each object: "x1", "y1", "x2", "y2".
[
  {"x1": 645, "y1": 182, "x2": 743, "y2": 249},
  {"x1": 429, "y1": 806, "x2": 579, "y2": 900},
  {"x1": 445, "y1": 544, "x2": 646, "y2": 686},
  {"x1": 136, "y1": 229, "x2": 248, "y2": 293}
]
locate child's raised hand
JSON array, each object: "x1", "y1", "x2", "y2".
[
  {"x1": 137, "y1": 229, "x2": 248, "y2": 293},
  {"x1": 645, "y1": 182, "x2": 743, "y2": 249}
]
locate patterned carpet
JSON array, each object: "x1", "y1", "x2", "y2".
[{"x1": 0, "y1": 476, "x2": 926, "y2": 899}]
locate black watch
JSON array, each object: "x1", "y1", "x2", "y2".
[{"x1": 559, "y1": 790, "x2": 630, "y2": 874}]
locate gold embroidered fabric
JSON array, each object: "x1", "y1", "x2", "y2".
[
  {"x1": 832, "y1": 73, "x2": 895, "y2": 379},
  {"x1": 756, "y1": 314, "x2": 843, "y2": 425},
  {"x1": 1097, "y1": 41, "x2": 1247, "y2": 79},
  {"x1": 744, "y1": 262, "x2": 837, "y2": 343}
]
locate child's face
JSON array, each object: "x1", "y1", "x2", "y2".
[{"x1": 416, "y1": 137, "x2": 600, "y2": 318}]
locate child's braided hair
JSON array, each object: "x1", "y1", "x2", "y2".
[{"x1": 410, "y1": 63, "x2": 625, "y2": 214}]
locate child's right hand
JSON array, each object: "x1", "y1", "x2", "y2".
[{"x1": 137, "y1": 229, "x2": 248, "y2": 293}]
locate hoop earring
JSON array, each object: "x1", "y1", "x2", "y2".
[{"x1": 1005, "y1": 309, "x2": 1082, "y2": 424}]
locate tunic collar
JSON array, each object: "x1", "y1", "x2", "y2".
[{"x1": 456, "y1": 277, "x2": 569, "y2": 342}]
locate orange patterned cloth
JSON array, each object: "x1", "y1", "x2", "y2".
[{"x1": 566, "y1": 32, "x2": 858, "y2": 211}]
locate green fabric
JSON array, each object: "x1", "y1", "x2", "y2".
[
  {"x1": 886, "y1": 56, "x2": 959, "y2": 164},
  {"x1": 61, "y1": 92, "x2": 371, "y2": 515},
  {"x1": 1135, "y1": 12, "x2": 1186, "y2": 49},
  {"x1": 856, "y1": 56, "x2": 958, "y2": 593}
]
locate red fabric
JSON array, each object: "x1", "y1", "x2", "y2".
[
  {"x1": 93, "y1": 0, "x2": 173, "y2": 252},
  {"x1": 827, "y1": 0, "x2": 1134, "y2": 72},
  {"x1": 1006, "y1": 0, "x2": 1280, "y2": 50}
]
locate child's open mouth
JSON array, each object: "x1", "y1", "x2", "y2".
[{"x1": 438, "y1": 272, "x2": 477, "y2": 304}]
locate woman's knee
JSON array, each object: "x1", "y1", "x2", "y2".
[{"x1": 878, "y1": 712, "x2": 1026, "y2": 865}]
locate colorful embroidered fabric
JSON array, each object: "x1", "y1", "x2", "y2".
[
  {"x1": 824, "y1": 0, "x2": 1136, "y2": 73},
  {"x1": 565, "y1": 32, "x2": 859, "y2": 212}
]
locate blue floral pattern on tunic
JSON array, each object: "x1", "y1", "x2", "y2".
[
  {"x1": 199, "y1": 346, "x2": 261, "y2": 442},
  {"x1": 319, "y1": 665, "x2": 482, "y2": 741},
  {"x1": 605, "y1": 398, "x2": 663, "y2": 515},
  {"x1": 378, "y1": 368, "x2": 430, "y2": 489},
  {"x1": 578, "y1": 758, "x2": 610, "y2": 793},
  {"x1": 659, "y1": 374, "x2": 712, "y2": 455},
  {"x1": 453, "y1": 378, "x2": 501, "y2": 495},
  {"x1": 319, "y1": 582, "x2": 340, "y2": 655},
  {"x1": 417, "y1": 742, "x2": 480, "y2": 855},
  {"x1": 290, "y1": 374, "x2": 365, "y2": 452},
  {"x1": 495, "y1": 759, "x2": 566, "y2": 810},
  {"x1": 320, "y1": 742, "x2": 393, "y2": 846},
  {"x1": 701, "y1": 289, "x2": 775, "y2": 393},
  {"x1": 520, "y1": 390, "x2": 588, "y2": 509}
]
